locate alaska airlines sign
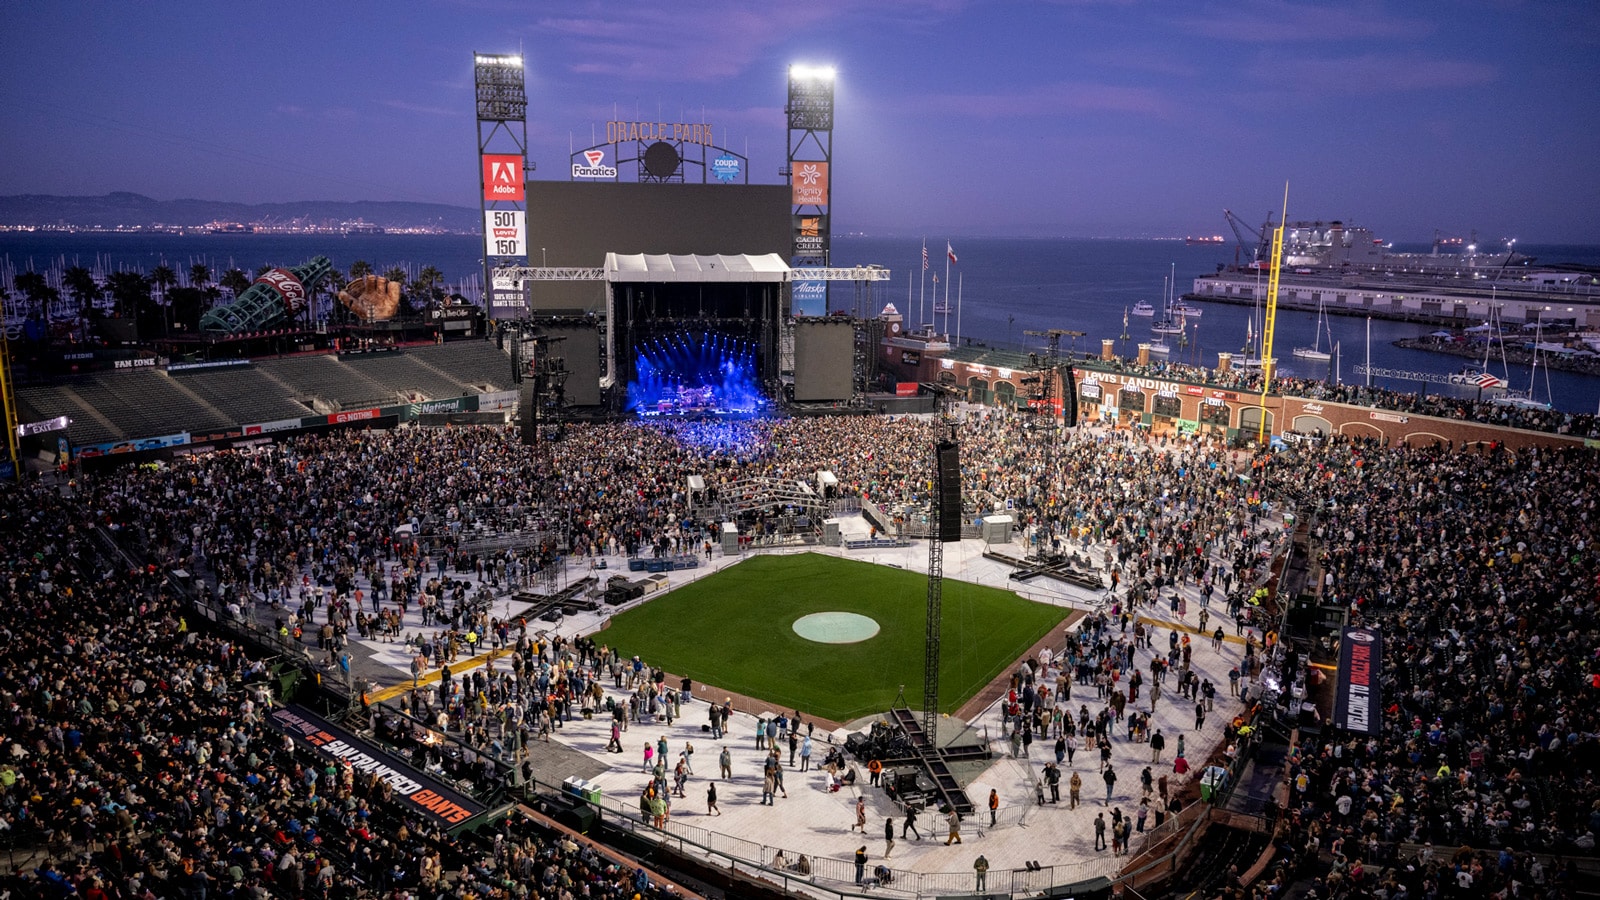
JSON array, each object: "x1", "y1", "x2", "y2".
[{"x1": 607, "y1": 120, "x2": 715, "y2": 146}]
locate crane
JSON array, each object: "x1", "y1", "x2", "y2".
[{"x1": 1223, "y1": 209, "x2": 1275, "y2": 267}]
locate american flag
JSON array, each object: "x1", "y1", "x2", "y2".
[
  {"x1": 1476, "y1": 372, "x2": 1504, "y2": 389},
  {"x1": 922, "y1": 245, "x2": 929, "y2": 270}
]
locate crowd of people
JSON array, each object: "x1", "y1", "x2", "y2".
[
  {"x1": 5, "y1": 388, "x2": 1600, "y2": 897},
  {"x1": 1084, "y1": 353, "x2": 1600, "y2": 438},
  {"x1": 1210, "y1": 436, "x2": 1600, "y2": 900},
  {"x1": 0, "y1": 479, "x2": 687, "y2": 899}
]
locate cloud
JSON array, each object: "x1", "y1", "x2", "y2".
[
  {"x1": 534, "y1": 7, "x2": 841, "y2": 83},
  {"x1": 380, "y1": 100, "x2": 464, "y2": 118},
  {"x1": 1179, "y1": 1, "x2": 1433, "y2": 43},
  {"x1": 904, "y1": 81, "x2": 1176, "y2": 119},
  {"x1": 1250, "y1": 54, "x2": 1498, "y2": 93}
]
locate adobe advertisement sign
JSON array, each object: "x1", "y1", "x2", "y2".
[
  {"x1": 482, "y1": 154, "x2": 524, "y2": 201},
  {"x1": 793, "y1": 215, "x2": 829, "y2": 256},
  {"x1": 792, "y1": 279, "x2": 827, "y2": 317},
  {"x1": 791, "y1": 161, "x2": 829, "y2": 207},
  {"x1": 267, "y1": 705, "x2": 484, "y2": 827},
  {"x1": 484, "y1": 210, "x2": 527, "y2": 257},
  {"x1": 1333, "y1": 627, "x2": 1382, "y2": 736}
]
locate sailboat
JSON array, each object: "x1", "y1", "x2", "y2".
[
  {"x1": 1238, "y1": 267, "x2": 1266, "y2": 368},
  {"x1": 1492, "y1": 317, "x2": 1553, "y2": 410},
  {"x1": 1448, "y1": 310, "x2": 1509, "y2": 392},
  {"x1": 1150, "y1": 265, "x2": 1184, "y2": 335},
  {"x1": 1292, "y1": 298, "x2": 1332, "y2": 361}
]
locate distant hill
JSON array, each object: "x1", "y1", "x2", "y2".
[{"x1": 0, "y1": 192, "x2": 479, "y2": 231}]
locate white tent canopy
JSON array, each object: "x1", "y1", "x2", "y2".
[{"x1": 605, "y1": 253, "x2": 790, "y2": 283}]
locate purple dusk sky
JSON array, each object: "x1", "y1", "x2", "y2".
[{"x1": 1, "y1": 1, "x2": 1597, "y2": 242}]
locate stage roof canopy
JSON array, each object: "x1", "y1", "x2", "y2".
[{"x1": 605, "y1": 253, "x2": 789, "y2": 283}]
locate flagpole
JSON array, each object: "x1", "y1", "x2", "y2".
[
  {"x1": 943, "y1": 241, "x2": 951, "y2": 339},
  {"x1": 956, "y1": 272, "x2": 963, "y2": 347},
  {"x1": 919, "y1": 238, "x2": 927, "y2": 334}
]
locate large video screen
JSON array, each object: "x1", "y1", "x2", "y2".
[
  {"x1": 793, "y1": 319, "x2": 855, "y2": 402},
  {"x1": 523, "y1": 182, "x2": 791, "y2": 314}
]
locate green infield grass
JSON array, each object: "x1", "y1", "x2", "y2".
[{"x1": 599, "y1": 552, "x2": 1069, "y2": 722}]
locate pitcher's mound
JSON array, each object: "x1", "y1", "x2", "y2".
[{"x1": 791, "y1": 612, "x2": 880, "y2": 644}]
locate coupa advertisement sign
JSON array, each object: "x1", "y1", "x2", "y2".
[
  {"x1": 1333, "y1": 627, "x2": 1382, "y2": 736},
  {"x1": 268, "y1": 706, "x2": 484, "y2": 827},
  {"x1": 792, "y1": 280, "x2": 827, "y2": 317}
]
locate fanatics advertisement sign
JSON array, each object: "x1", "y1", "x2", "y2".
[
  {"x1": 1333, "y1": 627, "x2": 1383, "y2": 736},
  {"x1": 267, "y1": 706, "x2": 484, "y2": 827},
  {"x1": 482, "y1": 154, "x2": 525, "y2": 201}
]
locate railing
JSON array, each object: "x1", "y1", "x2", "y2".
[{"x1": 581, "y1": 788, "x2": 1110, "y2": 899}]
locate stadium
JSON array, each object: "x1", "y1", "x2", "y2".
[{"x1": 4, "y1": 58, "x2": 1600, "y2": 900}]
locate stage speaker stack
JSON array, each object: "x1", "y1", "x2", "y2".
[
  {"x1": 518, "y1": 380, "x2": 536, "y2": 445},
  {"x1": 936, "y1": 440, "x2": 962, "y2": 543},
  {"x1": 1063, "y1": 364, "x2": 1079, "y2": 427}
]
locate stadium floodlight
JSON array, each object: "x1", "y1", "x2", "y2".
[
  {"x1": 789, "y1": 64, "x2": 836, "y2": 82},
  {"x1": 475, "y1": 52, "x2": 528, "y2": 122},
  {"x1": 787, "y1": 64, "x2": 835, "y2": 132}
]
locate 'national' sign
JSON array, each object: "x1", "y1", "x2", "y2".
[{"x1": 1333, "y1": 627, "x2": 1382, "y2": 736}]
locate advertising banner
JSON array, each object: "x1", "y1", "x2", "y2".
[
  {"x1": 792, "y1": 280, "x2": 827, "y2": 317},
  {"x1": 571, "y1": 148, "x2": 618, "y2": 180},
  {"x1": 896, "y1": 382, "x2": 919, "y2": 397},
  {"x1": 242, "y1": 418, "x2": 302, "y2": 436},
  {"x1": 404, "y1": 396, "x2": 477, "y2": 420},
  {"x1": 793, "y1": 214, "x2": 829, "y2": 256},
  {"x1": 478, "y1": 390, "x2": 520, "y2": 411},
  {"x1": 267, "y1": 705, "x2": 484, "y2": 827},
  {"x1": 328, "y1": 408, "x2": 381, "y2": 425},
  {"x1": 73, "y1": 432, "x2": 190, "y2": 459},
  {"x1": 791, "y1": 161, "x2": 829, "y2": 207},
  {"x1": 482, "y1": 154, "x2": 524, "y2": 201},
  {"x1": 484, "y1": 210, "x2": 527, "y2": 257},
  {"x1": 1333, "y1": 627, "x2": 1383, "y2": 735},
  {"x1": 711, "y1": 152, "x2": 742, "y2": 182}
]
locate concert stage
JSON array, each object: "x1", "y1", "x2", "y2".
[{"x1": 610, "y1": 253, "x2": 786, "y2": 416}]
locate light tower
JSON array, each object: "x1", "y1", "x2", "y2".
[
  {"x1": 474, "y1": 52, "x2": 529, "y2": 320},
  {"x1": 786, "y1": 64, "x2": 835, "y2": 316}
]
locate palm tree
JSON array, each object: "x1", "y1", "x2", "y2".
[
  {"x1": 219, "y1": 268, "x2": 250, "y2": 297},
  {"x1": 349, "y1": 260, "x2": 374, "y2": 281},
  {"x1": 189, "y1": 263, "x2": 210, "y2": 290},
  {"x1": 151, "y1": 264, "x2": 177, "y2": 299},
  {"x1": 151, "y1": 265, "x2": 178, "y2": 335},
  {"x1": 411, "y1": 265, "x2": 444, "y2": 315},
  {"x1": 105, "y1": 271, "x2": 152, "y2": 328},
  {"x1": 383, "y1": 267, "x2": 413, "y2": 317},
  {"x1": 62, "y1": 266, "x2": 102, "y2": 341},
  {"x1": 13, "y1": 271, "x2": 55, "y2": 322}
]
